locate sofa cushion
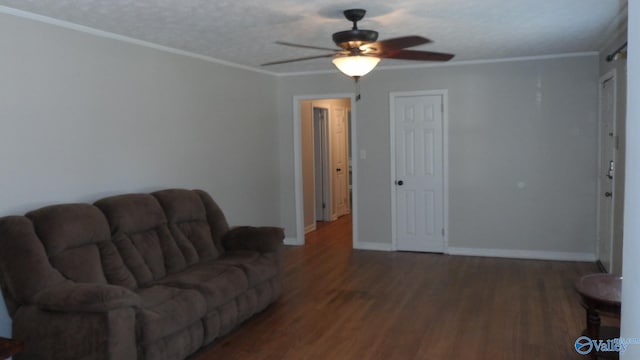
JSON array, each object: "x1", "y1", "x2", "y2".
[
  {"x1": 98, "y1": 241, "x2": 138, "y2": 290},
  {"x1": 27, "y1": 204, "x2": 110, "y2": 284},
  {"x1": 152, "y1": 189, "x2": 222, "y2": 263},
  {"x1": 95, "y1": 194, "x2": 188, "y2": 286},
  {"x1": 49, "y1": 245, "x2": 108, "y2": 284},
  {"x1": 155, "y1": 264, "x2": 248, "y2": 312},
  {"x1": 136, "y1": 286, "x2": 207, "y2": 345},
  {"x1": 216, "y1": 251, "x2": 279, "y2": 288}
]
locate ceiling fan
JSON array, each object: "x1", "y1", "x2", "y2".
[{"x1": 261, "y1": 9, "x2": 455, "y2": 78}]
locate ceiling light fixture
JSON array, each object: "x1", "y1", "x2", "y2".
[
  {"x1": 332, "y1": 54, "x2": 381, "y2": 101},
  {"x1": 331, "y1": 55, "x2": 381, "y2": 78}
]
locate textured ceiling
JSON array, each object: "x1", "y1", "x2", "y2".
[{"x1": 0, "y1": 0, "x2": 628, "y2": 74}]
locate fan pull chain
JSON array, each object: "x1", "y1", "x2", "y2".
[{"x1": 353, "y1": 76, "x2": 361, "y2": 101}]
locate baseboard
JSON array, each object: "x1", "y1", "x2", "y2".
[
  {"x1": 354, "y1": 241, "x2": 394, "y2": 252},
  {"x1": 447, "y1": 247, "x2": 597, "y2": 262},
  {"x1": 284, "y1": 237, "x2": 303, "y2": 246},
  {"x1": 304, "y1": 224, "x2": 316, "y2": 234}
]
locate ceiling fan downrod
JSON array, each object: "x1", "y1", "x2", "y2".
[{"x1": 343, "y1": 9, "x2": 366, "y2": 30}]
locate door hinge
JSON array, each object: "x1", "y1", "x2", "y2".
[
  {"x1": 322, "y1": 203, "x2": 326, "y2": 209},
  {"x1": 442, "y1": 228, "x2": 445, "y2": 236}
]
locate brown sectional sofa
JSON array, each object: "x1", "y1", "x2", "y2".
[{"x1": 0, "y1": 189, "x2": 284, "y2": 360}]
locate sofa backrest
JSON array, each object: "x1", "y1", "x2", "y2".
[
  {"x1": 152, "y1": 189, "x2": 228, "y2": 264},
  {"x1": 95, "y1": 193, "x2": 185, "y2": 288},
  {"x1": 0, "y1": 189, "x2": 230, "y2": 305},
  {"x1": 27, "y1": 204, "x2": 111, "y2": 285}
]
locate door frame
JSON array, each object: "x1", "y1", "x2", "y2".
[
  {"x1": 293, "y1": 93, "x2": 358, "y2": 247},
  {"x1": 389, "y1": 90, "x2": 449, "y2": 252},
  {"x1": 595, "y1": 69, "x2": 617, "y2": 271}
]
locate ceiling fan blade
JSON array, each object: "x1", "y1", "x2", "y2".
[
  {"x1": 275, "y1": 41, "x2": 339, "y2": 52},
  {"x1": 261, "y1": 53, "x2": 335, "y2": 66},
  {"x1": 364, "y1": 36, "x2": 432, "y2": 52},
  {"x1": 382, "y1": 49, "x2": 454, "y2": 62}
]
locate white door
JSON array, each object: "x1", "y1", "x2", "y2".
[
  {"x1": 393, "y1": 94, "x2": 445, "y2": 252},
  {"x1": 598, "y1": 76, "x2": 616, "y2": 273},
  {"x1": 331, "y1": 106, "x2": 350, "y2": 218}
]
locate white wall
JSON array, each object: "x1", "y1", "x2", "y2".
[
  {"x1": 621, "y1": 1, "x2": 640, "y2": 357},
  {"x1": 278, "y1": 55, "x2": 599, "y2": 258},
  {"x1": 0, "y1": 12, "x2": 279, "y2": 337}
]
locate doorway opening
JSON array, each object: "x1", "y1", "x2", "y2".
[{"x1": 293, "y1": 94, "x2": 357, "y2": 247}]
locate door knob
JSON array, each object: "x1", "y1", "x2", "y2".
[
  {"x1": 605, "y1": 192, "x2": 612, "y2": 197},
  {"x1": 336, "y1": 168, "x2": 342, "y2": 172},
  {"x1": 396, "y1": 180, "x2": 404, "y2": 186}
]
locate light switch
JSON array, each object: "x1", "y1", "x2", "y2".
[{"x1": 359, "y1": 150, "x2": 367, "y2": 159}]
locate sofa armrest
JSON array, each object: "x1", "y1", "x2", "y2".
[
  {"x1": 32, "y1": 282, "x2": 140, "y2": 312},
  {"x1": 222, "y1": 226, "x2": 284, "y2": 253}
]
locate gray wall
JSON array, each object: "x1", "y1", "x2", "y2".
[
  {"x1": 0, "y1": 13, "x2": 279, "y2": 336},
  {"x1": 599, "y1": 29, "x2": 628, "y2": 276},
  {"x1": 278, "y1": 55, "x2": 599, "y2": 256}
]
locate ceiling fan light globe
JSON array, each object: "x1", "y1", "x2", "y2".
[{"x1": 332, "y1": 56, "x2": 381, "y2": 77}]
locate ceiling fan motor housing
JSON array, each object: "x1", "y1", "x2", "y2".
[
  {"x1": 333, "y1": 9, "x2": 379, "y2": 50},
  {"x1": 332, "y1": 30, "x2": 379, "y2": 50}
]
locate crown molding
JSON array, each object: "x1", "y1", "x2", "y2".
[{"x1": 0, "y1": 6, "x2": 278, "y2": 77}]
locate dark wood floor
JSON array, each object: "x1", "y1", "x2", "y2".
[{"x1": 194, "y1": 215, "x2": 602, "y2": 359}]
